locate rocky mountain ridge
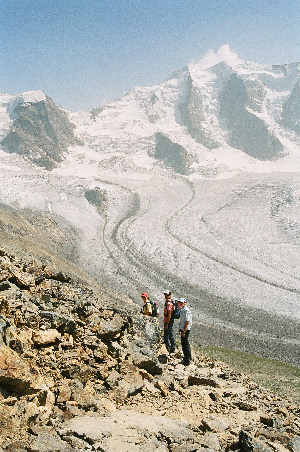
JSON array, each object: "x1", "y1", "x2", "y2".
[
  {"x1": 0, "y1": 91, "x2": 79, "y2": 170},
  {"x1": 1, "y1": 47, "x2": 300, "y2": 174},
  {"x1": 0, "y1": 248, "x2": 299, "y2": 451}
]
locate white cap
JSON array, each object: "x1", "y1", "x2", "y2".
[{"x1": 177, "y1": 297, "x2": 187, "y2": 304}]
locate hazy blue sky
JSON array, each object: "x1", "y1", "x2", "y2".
[{"x1": 1, "y1": 0, "x2": 299, "y2": 111}]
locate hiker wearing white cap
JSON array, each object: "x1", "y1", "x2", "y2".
[{"x1": 178, "y1": 297, "x2": 192, "y2": 366}]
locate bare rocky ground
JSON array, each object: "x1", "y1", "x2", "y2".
[{"x1": 0, "y1": 248, "x2": 299, "y2": 452}]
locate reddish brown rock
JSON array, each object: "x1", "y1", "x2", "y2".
[{"x1": 0, "y1": 344, "x2": 37, "y2": 394}]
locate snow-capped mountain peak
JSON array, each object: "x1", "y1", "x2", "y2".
[
  {"x1": 1, "y1": 48, "x2": 300, "y2": 176},
  {"x1": 18, "y1": 89, "x2": 47, "y2": 104}
]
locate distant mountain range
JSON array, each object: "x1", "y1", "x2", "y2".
[
  {"x1": 0, "y1": 46, "x2": 299, "y2": 364},
  {"x1": 0, "y1": 45, "x2": 300, "y2": 174}
]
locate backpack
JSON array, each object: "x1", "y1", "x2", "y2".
[
  {"x1": 171, "y1": 300, "x2": 181, "y2": 319},
  {"x1": 150, "y1": 300, "x2": 159, "y2": 317}
]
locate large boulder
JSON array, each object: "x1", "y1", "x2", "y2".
[
  {"x1": 122, "y1": 315, "x2": 163, "y2": 375},
  {"x1": 27, "y1": 432, "x2": 73, "y2": 452},
  {"x1": 96, "y1": 313, "x2": 125, "y2": 340},
  {"x1": 60, "y1": 410, "x2": 194, "y2": 452},
  {"x1": 0, "y1": 343, "x2": 37, "y2": 394},
  {"x1": 126, "y1": 340, "x2": 163, "y2": 375},
  {"x1": 238, "y1": 430, "x2": 274, "y2": 452},
  {"x1": 32, "y1": 329, "x2": 61, "y2": 346}
]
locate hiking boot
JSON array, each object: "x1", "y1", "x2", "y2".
[{"x1": 183, "y1": 360, "x2": 191, "y2": 366}]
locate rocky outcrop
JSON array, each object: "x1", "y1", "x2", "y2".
[
  {"x1": 0, "y1": 248, "x2": 299, "y2": 451},
  {"x1": 84, "y1": 188, "x2": 107, "y2": 213},
  {"x1": 178, "y1": 73, "x2": 219, "y2": 149},
  {"x1": 1, "y1": 93, "x2": 80, "y2": 169},
  {"x1": 219, "y1": 73, "x2": 283, "y2": 160},
  {"x1": 154, "y1": 132, "x2": 193, "y2": 175},
  {"x1": 280, "y1": 81, "x2": 300, "y2": 135}
]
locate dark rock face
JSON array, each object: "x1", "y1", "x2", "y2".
[
  {"x1": 280, "y1": 81, "x2": 300, "y2": 135},
  {"x1": 84, "y1": 188, "x2": 107, "y2": 212},
  {"x1": 239, "y1": 430, "x2": 274, "y2": 451},
  {"x1": 154, "y1": 132, "x2": 193, "y2": 175},
  {"x1": 219, "y1": 73, "x2": 283, "y2": 160},
  {"x1": 178, "y1": 74, "x2": 218, "y2": 149},
  {"x1": 1, "y1": 95, "x2": 80, "y2": 169}
]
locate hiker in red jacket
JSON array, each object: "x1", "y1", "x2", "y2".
[{"x1": 163, "y1": 290, "x2": 175, "y2": 354}]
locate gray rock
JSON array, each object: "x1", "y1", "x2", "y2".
[
  {"x1": 56, "y1": 384, "x2": 72, "y2": 403},
  {"x1": 4, "y1": 441, "x2": 28, "y2": 452},
  {"x1": 154, "y1": 132, "x2": 193, "y2": 175},
  {"x1": 202, "y1": 416, "x2": 230, "y2": 433},
  {"x1": 109, "y1": 340, "x2": 128, "y2": 359},
  {"x1": 1, "y1": 94, "x2": 80, "y2": 170},
  {"x1": 61, "y1": 434, "x2": 93, "y2": 450},
  {"x1": 97, "y1": 313, "x2": 125, "y2": 340},
  {"x1": 122, "y1": 370, "x2": 145, "y2": 395},
  {"x1": 287, "y1": 436, "x2": 300, "y2": 452},
  {"x1": 259, "y1": 415, "x2": 274, "y2": 427},
  {"x1": 178, "y1": 73, "x2": 218, "y2": 149},
  {"x1": 126, "y1": 337, "x2": 162, "y2": 375},
  {"x1": 239, "y1": 430, "x2": 274, "y2": 452},
  {"x1": 39, "y1": 311, "x2": 76, "y2": 333},
  {"x1": 132, "y1": 350, "x2": 163, "y2": 375},
  {"x1": 199, "y1": 432, "x2": 220, "y2": 450},
  {"x1": 280, "y1": 81, "x2": 300, "y2": 135},
  {"x1": 219, "y1": 73, "x2": 283, "y2": 160},
  {"x1": 60, "y1": 410, "x2": 194, "y2": 451},
  {"x1": 70, "y1": 387, "x2": 100, "y2": 411},
  {"x1": 106, "y1": 369, "x2": 122, "y2": 388},
  {"x1": 27, "y1": 432, "x2": 73, "y2": 452},
  {"x1": 188, "y1": 375, "x2": 221, "y2": 388},
  {"x1": 0, "y1": 316, "x2": 9, "y2": 345},
  {"x1": 171, "y1": 445, "x2": 217, "y2": 452},
  {"x1": 84, "y1": 188, "x2": 107, "y2": 213},
  {"x1": 235, "y1": 400, "x2": 257, "y2": 411},
  {"x1": 129, "y1": 314, "x2": 161, "y2": 348}
]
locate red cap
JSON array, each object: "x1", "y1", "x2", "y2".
[{"x1": 141, "y1": 292, "x2": 148, "y2": 298}]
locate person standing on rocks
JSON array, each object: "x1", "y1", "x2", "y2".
[
  {"x1": 141, "y1": 292, "x2": 153, "y2": 316},
  {"x1": 163, "y1": 290, "x2": 176, "y2": 354},
  {"x1": 178, "y1": 297, "x2": 192, "y2": 366}
]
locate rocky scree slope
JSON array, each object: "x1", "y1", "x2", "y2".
[{"x1": 0, "y1": 249, "x2": 299, "y2": 452}]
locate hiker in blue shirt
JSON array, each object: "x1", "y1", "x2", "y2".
[{"x1": 178, "y1": 297, "x2": 192, "y2": 366}]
